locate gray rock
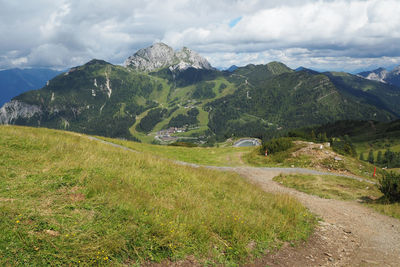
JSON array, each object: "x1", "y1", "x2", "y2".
[
  {"x1": 124, "y1": 43, "x2": 212, "y2": 72},
  {"x1": 0, "y1": 100, "x2": 42, "y2": 124}
]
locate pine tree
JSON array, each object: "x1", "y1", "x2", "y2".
[
  {"x1": 359, "y1": 152, "x2": 365, "y2": 161},
  {"x1": 368, "y1": 150, "x2": 374, "y2": 164},
  {"x1": 317, "y1": 133, "x2": 322, "y2": 141},
  {"x1": 377, "y1": 151, "x2": 383, "y2": 164},
  {"x1": 311, "y1": 130, "x2": 316, "y2": 140},
  {"x1": 322, "y1": 132, "x2": 328, "y2": 142}
]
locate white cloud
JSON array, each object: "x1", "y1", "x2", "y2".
[{"x1": 0, "y1": 0, "x2": 399, "y2": 71}]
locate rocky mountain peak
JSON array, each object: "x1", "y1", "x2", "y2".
[
  {"x1": 124, "y1": 43, "x2": 212, "y2": 72},
  {"x1": 358, "y1": 67, "x2": 388, "y2": 83},
  {"x1": 358, "y1": 65, "x2": 400, "y2": 87}
]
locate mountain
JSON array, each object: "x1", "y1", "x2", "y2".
[
  {"x1": 0, "y1": 59, "x2": 169, "y2": 139},
  {"x1": 1, "y1": 43, "x2": 400, "y2": 143},
  {"x1": 226, "y1": 65, "x2": 239, "y2": 72},
  {"x1": 206, "y1": 65, "x2": 399, "y2": 140},
  {"x1": 124, "y1": 42, "x2": 212, "y2": 72},
  {"x1": 0, "y1": 68, "x2": 61, "y2": 106},
  {"x1": 358, "y1": 66, "x2": 400, "y2": 87},
  {"x1": 295, "y1": 66, "x2": 319, "y2": 75},
  {"x1": 324, "y1": 72, "x2": 400, "y2": 115}
]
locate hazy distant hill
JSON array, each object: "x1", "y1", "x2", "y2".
[{"x1": 0, "y1": 68, "x2": 61, "y2": 106}]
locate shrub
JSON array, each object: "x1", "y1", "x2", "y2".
[
  {"x1": 368, "y1": 150, "x2": 374, "y2": 164},
  {"x1": 331, "y1": 136, "x2": 357, "y2": 157},
  {"x1": 168, "y1": 141, "x2": 198, "y2": 147},
  {"x1": 379, "y1": 171, "x2": 400, "y2": 202},
  {"x1": 260, "y1": 137, "x2": 293, "y2": 155}
]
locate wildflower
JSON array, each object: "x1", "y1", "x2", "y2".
[
  {"x1": 16, "y1": 220, "x2": 20, "y2": 224},
  {"x1": 104, "y1": 256, "x2": 109, "y2": 261}
]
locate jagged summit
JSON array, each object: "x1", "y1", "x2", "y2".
[
  {"x1": 358, "y1": 67, "x2": 389, "y2": 83},
  {"x1": 358, "y1": 65, "x2": 400, "y2": 87},
  {"x1": 124, "y1": 43, "x2": 212, "y2": 72}
]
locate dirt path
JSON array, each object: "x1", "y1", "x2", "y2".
[
  {"x1": 233, "y1": 167, "x2": 400, "y2": 266},
  {"x1": 85, "y1": 136, "x2": 400, "y2": 266}
]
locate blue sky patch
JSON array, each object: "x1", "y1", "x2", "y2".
[{"x1": 229, "y1": 16, "x2": 242, "y2": 28}]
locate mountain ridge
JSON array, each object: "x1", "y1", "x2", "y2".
[{"x1": 1, "y1": 43, "x2": 400, "y2": 143}]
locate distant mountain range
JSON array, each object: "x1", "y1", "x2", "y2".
[
  {"x1": 358, "y1": 66, "x2": 400, "y2": 87},
  {"x1": 0, "y1": 68, "x2": 61, "y2": 106},
  {"x1": 1, "y1": 43, "x2": 399, "y2": 143}
]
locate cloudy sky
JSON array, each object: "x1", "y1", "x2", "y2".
[{"x1": 1, "y1": 0, "x2": 400, "y2": 72}]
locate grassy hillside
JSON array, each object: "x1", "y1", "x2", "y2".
[
  {"x1": 101, "y1": 136, "x2": 254, "y2": 166},
  {"x1": 274, "y1": 174, "x2": 400, "y2": 220},
  {"x1": 299, "y1": 119, "x2": 400, "y2": 167},
  {"x1": 0, "y1": 126, "x2": 315, "y2": 265}
]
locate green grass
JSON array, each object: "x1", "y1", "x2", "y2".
[
  {"x1": 100, "y1": 136, "x2": 253, "y2": 166},
  {"x1": 128, "y1": 109, "x2": 157, "y2": 143},
  {"x1": 243, "y1": 144, "x2": 312, "y2": 168},
  {"x1": 243, "y1": 142, "x2": 380, "y2": 180},
  {"x1": 273, "y1": 174, "x2": 380, "y2": 200},
  {"x1": 355, "y1": 138, "x2": 400, "y2": 157},
  {"x1": 273, "y1": 173, "x2": 400, "y2": 220},
  {"x1": 367, "y1": 202, "x2": 400, "y2": 220},
  {"x1": 0, "y1": 126, "x2": 316, "y2": 265}
]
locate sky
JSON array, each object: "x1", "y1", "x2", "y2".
[{"x1": 1, "y1": 0, "x2": 400, "y2": 72}]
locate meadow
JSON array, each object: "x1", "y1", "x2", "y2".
[
  {"x1": 274, "y1": 174, "x2": 400, "y2": 220},
  {"x1": 0, "y1": 126, "x2": 315, "y2": 265}
]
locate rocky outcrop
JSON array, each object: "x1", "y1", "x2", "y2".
[
  {"x1": 0, "y1": 100, "x2": 42, "y2": 124},
  {"x1": 358, "y1": 66, "x2": 400, "y2": 87},
  {"x1": 124, "y1": 43, "x2": 212, "y2": 72}
]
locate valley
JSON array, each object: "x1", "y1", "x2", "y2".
[{"x1": 1, "y1": 43, "x2": 400, "y2": 145}]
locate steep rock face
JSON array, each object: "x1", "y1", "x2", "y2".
[
  {"x1": 124, "y1": 43, "x2": 212, "y2": 71},
  {"x1": 358, "y1": 66, "x2": 400, "y2": 87},
  {"x1": 358, "y1": 67, "x2": 388, "y2": 83},
  {"x1": 0, "y1": 100, "x2": 42, "y2": 124}
]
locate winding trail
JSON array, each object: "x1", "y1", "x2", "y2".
[
  {"x1": 235, "y1": 167, "x2": 400, "y2": 266},
  {"x1": 87, "y1": 136, "x2": 400, "y2": 266}
]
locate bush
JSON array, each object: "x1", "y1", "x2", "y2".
[
  {"x1": 379, "y1": 171, "x2": 400, "y2": 202},
  {"x1": 168, "y1": 141, "x2": 198, "y2": 147},
  {"x1": 260, "y1": 137, "x2": 293, "y2": 155},
  {"x1": 331, "y1": 136, "x2": 357, "y2": 157}
]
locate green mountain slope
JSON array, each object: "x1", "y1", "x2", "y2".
[
  {"x1": 1, "y1": 44, "x2": 399, "y2": 143},
  {"x1": 11, "y1": 60, "x2": 168, "y2": 139},
  {"x1": 325, "y1": 72, "x2": 400, "y2": 115},
  {"x1": 207, "y1": 68, "x2": 398, "y2": 140}
]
